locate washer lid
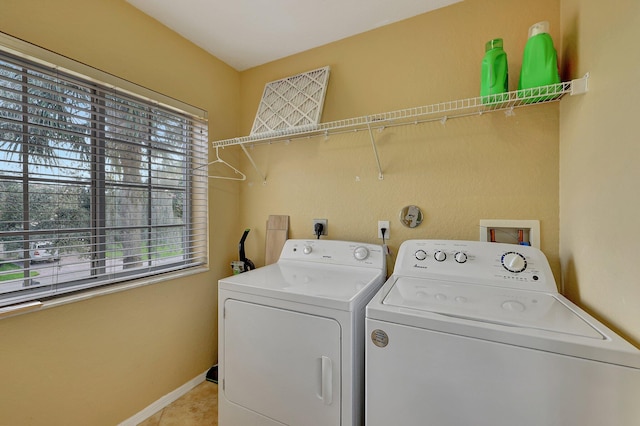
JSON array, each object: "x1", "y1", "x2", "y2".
[
  {"x1": 382, "y1": 277, "x2": 604, "y2": 339},
  {"x1": 219, "y1": 261, "x2": 385, "y2": 310}
]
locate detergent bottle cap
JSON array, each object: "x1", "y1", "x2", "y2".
[
  {"x1": 485, "y1": 38, "x2": 503, "y2": 52},
  {"x1": 528, "y1": 21, "x2": 550, "y2": 38}
]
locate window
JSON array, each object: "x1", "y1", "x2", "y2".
[{"x1": 0, "y1": 42, "x2": 208, "y2": 309}]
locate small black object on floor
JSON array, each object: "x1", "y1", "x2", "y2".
[{"x1": 206, "y1": 365, "x2": 218, "y2": 383}]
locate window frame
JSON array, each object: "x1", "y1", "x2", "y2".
[{"x1": 0, "y1": 33, "x2": 209, "y2": 316}]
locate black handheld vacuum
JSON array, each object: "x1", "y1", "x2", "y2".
[{"x1": 232, "y1": 228, "x2": 255, "y2": 274}]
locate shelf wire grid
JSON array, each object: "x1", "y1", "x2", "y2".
[{"x1": 213, "y1": 79, "x2": 579, "y2": 148}]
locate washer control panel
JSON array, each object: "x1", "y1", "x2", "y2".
[{"x1": 394, "y1": 240, "x2": 556, "y2": 292}]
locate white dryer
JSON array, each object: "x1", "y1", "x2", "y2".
[
  {"x1": 365, "y1": 240, "x2": 640, "y2": 426},
  {"x1": 219, "y1": 239, "x2": 386, "y2": 426}
]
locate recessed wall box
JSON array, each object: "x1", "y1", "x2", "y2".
[{"x1": 479, "y1": 219, "x2": 540, "y2": 249}]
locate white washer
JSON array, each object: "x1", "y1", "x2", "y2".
[
  {"x1": 366, "y1": 240, "x2": 640, "y2": 426},
  {"x1": 219, "y1": 239, "x2": 386, "y2": 426}
]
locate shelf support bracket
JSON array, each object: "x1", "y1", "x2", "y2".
[
  {"x1": 366, "y1": 118, "x2": 384, "y2": 180},
  {"x1": 570, "y1": 73, "x2": 589, "y2": 95},
  {"x1": 240, "y1": 143, "x2": 267, "y2": 184}
]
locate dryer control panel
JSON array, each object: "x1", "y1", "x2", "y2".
[
  {"x1": 280, "y1": 239, "x2": 386, "y2": 270},
  {"x1": 393, "y1": 240, "x2": 557, "y2": 292}
]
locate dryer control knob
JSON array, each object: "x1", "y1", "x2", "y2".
[
  {"x1": 455, "y1": 252, "x2": 468, "y2": 263},
  {"x1": 354, "y1": 246, "x2": 369, "y2": 261},
  {"x1": 502, "y1": 300, "x2": 526, "y2": 312},
  {"x1": 434, "y1": 250, "x2": 447, "y2": 262},
  {"x1": 415, "y1": 250, "x2": 427, "y2": 261},
  {"x1": 501, "y1": 252, "x2": 527, "y2": 273},
  {"x1": 303, "y1": 245, "x2": 313, "y2": 255}
]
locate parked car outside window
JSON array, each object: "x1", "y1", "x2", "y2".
[{"x1": 29, "y1": 242, "x2": 60, "y2": 263}]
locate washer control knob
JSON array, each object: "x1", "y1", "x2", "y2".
[
  {"x1": 354, "y1": 246, "x2": 369, "y2": 261},
  {"x1": 434, "y1": 250, "x2": 447, "y2": 262},
  {"x1": 415, "y1": 250, "x2": 427, "y2": 261},
  {"x1": 501, "y1": 252, "x2": 527, "y2": 273},
  {"x1": 303, "y1": 245, "x2": 313, "y2": 255},
  {"x1": 454, "y1": 252, "x2": 468, "y2": 264}
]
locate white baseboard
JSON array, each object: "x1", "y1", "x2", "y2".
[{"x1": 118, "y1": 370, "x2": 208, "y2": 426}]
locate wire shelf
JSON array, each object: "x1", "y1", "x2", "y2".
[{"x1": 212, "y1": 75, "x2": 588, "y2": 149}]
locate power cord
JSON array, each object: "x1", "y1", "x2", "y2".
[
  {"x1": 381, "y1": 227, "x2": 392, "y2": 257},
  {"x1": 314, "y1": 222, "x2": 324, "y2": 239}
]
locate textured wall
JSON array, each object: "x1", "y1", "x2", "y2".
[
  {"x1": 560, "y1": 0, "x2": 640, "y2": 346},
  {"x1": 235, "y1": 0, "x2": 562, "y2": 279}
]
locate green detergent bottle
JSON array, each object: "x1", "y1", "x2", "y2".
[
  {"x1": 518, "y1": 21, "x2": 561, "y2": 103},
  {"x1": 480, "y1": 38, "x2": 509, "y2": 104}
]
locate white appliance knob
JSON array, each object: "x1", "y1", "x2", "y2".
[
  {"x1": 502, "y1": 300, "x2": 526, "y2": 312},
  {"x1": 454, "y1": 252, "x2": 468, "y2": 263},
  {"x1": 303, "y1": 245, "x2": 313, "y2": 255},
  {"x1": 434, "y1": 251, "x2": 447, "y2": 262},
  {"x1": 354, "y1": 246, "x2": 369, "y2": 261},
  {"x1": 415, "y1": 250, "x2": 427, "y2": 261},
  {"x1": 501, "y1": 252, "x2": 527, "y2": 273}
]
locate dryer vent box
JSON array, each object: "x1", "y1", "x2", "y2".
[{"x1": 479, "y1": 220, "x2": 540, "y2": 249}]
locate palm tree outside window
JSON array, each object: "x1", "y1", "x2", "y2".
[{"x1": 0, "y1": 46, "x2": 208, "y2": 309}]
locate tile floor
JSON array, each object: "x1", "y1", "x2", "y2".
[{"x1": 138, "y1": 381, "x2": 218, "y2": 426}]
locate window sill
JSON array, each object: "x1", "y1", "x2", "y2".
[{"x1": 0, "y1": 266, "x2": 210, "y2": 321}]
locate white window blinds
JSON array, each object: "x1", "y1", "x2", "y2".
[{"x1": 0, "y1": 43, "x2": 208, "y2": 309}]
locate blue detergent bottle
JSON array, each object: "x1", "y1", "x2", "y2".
[
  {"x1": 480, "y1": 38, "x2": 509, "y2": 104},
  {"x1": 518, "y1": 21, "x2": 561, "y2": 103}
]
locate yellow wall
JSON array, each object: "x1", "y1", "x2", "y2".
[
  {"x1": 0, "y1": 0, "x2": 241, "y2": 424},
  {"x1": 560, "y1": 1, "x2": 640, "y2": 345},
  {"x1": 236, "y1": 0, "x2": 562, "y2": 279}
]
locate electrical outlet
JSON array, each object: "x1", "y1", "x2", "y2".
[
  {"x1": 313, "y1": 219, "x2": 328, "y2": 236},
  {"x1": 378, "y1": 220, "x2": 390, "y2": 239}
]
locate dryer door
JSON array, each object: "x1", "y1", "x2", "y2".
[{"x1": 223, "y1": 299, "x2": 341, "y2": 426}]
